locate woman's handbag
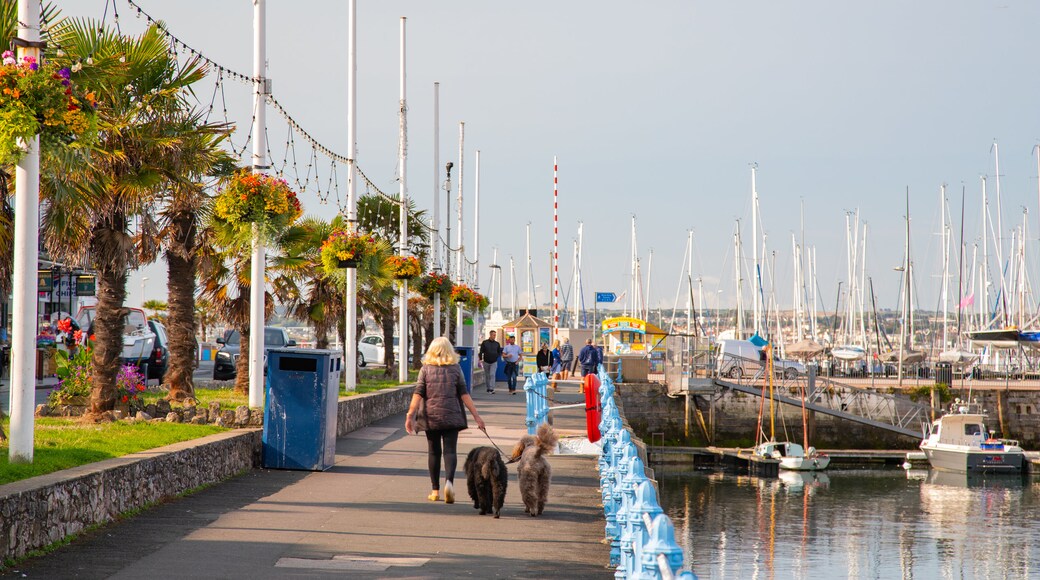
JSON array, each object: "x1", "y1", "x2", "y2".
[{"x1": 413, "y1": 398, "x2": 429, "y2": 432}]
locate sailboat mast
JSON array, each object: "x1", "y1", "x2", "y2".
[
  {"x1": 734, "y1": 223, "x2": 744, "y2": 339},
  {"x1": 981, "y1": 176, "x2": 990, "y2": 328},
  {"x1": 751, "y1": 163, "x2": 761, "y2": 336},
  {"x1": 940, "y1": 184, "x2": 949, "y2": 350},
  {"x1": 687, "y1": 230, "x2": 693, "y2": 335},
  {"x1": 898, "y1": 189, "x2": 910, "y2": 387}
]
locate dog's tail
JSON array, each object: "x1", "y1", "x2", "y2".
[
  {"x1": 510, "y1": 435, "x2": 535, "y2": 462},
  {"x1": 535, "y1": 423, "x2": 558, "y2": 455}
]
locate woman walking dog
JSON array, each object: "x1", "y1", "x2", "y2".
[{"x1": 405, "y1": 337, "x2": 486, "y2": 504}]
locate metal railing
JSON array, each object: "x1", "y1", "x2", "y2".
[
  {"x1": 712, "y1": 352, "x2": 932, "y2": 438},
  {"x1": 597, "y1": 368, "x2": 698, "y2": 580}
]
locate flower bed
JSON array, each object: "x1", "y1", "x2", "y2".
[
  {"x1": 414, "y1": 272, "x2": 453, "y2": 299},
  {"x1": 212, "y1": 171, "x2": 302, "y2": 237},
  {"x1": 321, "y1": 228, "x2": 377, "y2": 274},
  {"x1": 449, "y1": 284, "x2": 489, "y2": 312},
  {"x1": 386, "y1": 254, "x2": 422, "y2": 280},
  {"x1": 0, "y1": 51, "x2": 98, "y2": 165}
]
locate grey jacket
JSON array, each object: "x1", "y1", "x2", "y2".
[{"x1": 414, "y1": 364, "x2": 468, "y2": 431}]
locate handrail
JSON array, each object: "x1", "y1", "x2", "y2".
[{"x1": 597, "y1": 366, "x2": 698, "y2": 579}]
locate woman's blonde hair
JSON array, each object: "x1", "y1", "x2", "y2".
[
  {"x1": 423, "y1": 336, "x2": 460, "y2": 366},
  {"x1": 551, "y1": 339, "x2": 560, "y2": 349}
]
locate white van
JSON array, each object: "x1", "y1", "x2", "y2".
[{"x1": 717, "y1": 339, "x2": 766, "y2": 379}]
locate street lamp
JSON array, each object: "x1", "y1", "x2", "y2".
[{"x1": 141, "y1": 277, "x2": 149, "y2": 308}]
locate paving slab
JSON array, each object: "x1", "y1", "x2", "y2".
[{"x1": 3, "y1": 387, "x2": 611, "y2": 579}]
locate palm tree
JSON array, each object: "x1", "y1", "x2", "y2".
[
  {"x1": 356, "y1": 195, "x2": 429, "y2": 377},
  {"x1": 276, "y1": 217, "x2": 343, "y2": 349},
  {"x1": 43, "y1": 20, "x2": 213, "y2": 416},
  {"x1": 143, "y1": 122, "x2": 234, "y2": 402}
]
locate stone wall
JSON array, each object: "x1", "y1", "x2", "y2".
[
  {"x1": 1, "y1": 386, "x2": 413, "y2": 564},
  {"x1": 614, "y1": 382, "x2": 1040, "y2": 449}
]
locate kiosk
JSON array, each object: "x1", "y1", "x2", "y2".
[{"x1": 503, "y1": 312, "x2": 552, "y2": 378}]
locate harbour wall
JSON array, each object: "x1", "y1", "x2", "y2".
[{"x1": 616, "y1": 382, "x2": 1040, "y2": 449}]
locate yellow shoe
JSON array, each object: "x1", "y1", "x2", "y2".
[
  {"x1": 444, "y1": 481, "x2": 455, "y2": 504},
  {"x1": 427, "y1": 491, "x2": 440, "y2": 501}
]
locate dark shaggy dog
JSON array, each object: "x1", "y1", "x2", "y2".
[
  {"x1": 510, "y1": 423, "x2": 558, "y2": 516},
  {"x1": 464, "y1": 446, "x2": 508, "y2": 518}
]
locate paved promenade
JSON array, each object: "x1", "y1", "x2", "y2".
[{"x1": 3, "y1": 386, "x2": 612, "y2": 579}]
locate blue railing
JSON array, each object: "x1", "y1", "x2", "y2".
[
  {"x1": 523, "y1": 372, "x2": 550, "y2": 435},
  {"x1": 522, "y1": 368, "x2": 697, "y2": 578},
  {"x1": 597, "y1": 367, "x2": 697, "y2": 580}
]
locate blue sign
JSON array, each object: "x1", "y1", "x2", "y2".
[{"x1": 596, "y1": 292, "x2": 617, "y2": 303}]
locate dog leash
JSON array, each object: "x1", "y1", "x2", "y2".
[{"x1": 479, "y1": 427, "x2": 520, "y2": 464}]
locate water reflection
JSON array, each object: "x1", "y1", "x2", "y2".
[{"x1": 658, "y1": 469, "x2": 1040, "y2": 579}]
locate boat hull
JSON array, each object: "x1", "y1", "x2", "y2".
[
  {"x1": 780, "y1": 455, "x2": 831, "y2": 471},
  {"x1": 921, "y1": 445, "x2": 1023, "y2": 473}
]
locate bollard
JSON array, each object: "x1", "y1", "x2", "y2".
[
  {"x1": 524, "y1": 372, "x2": 550, "y2": 434},
  {"x1": 614, "y1": 491, "x2": 633, "y2": 576}
]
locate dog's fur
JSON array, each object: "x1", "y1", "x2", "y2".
[
  {"x1": 464, "y1": 446, "x2": 508, "y2": 518},
  {"x1": 510, "y1": 423, "x2": 558, "y2": 516}
]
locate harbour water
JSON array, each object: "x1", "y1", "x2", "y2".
[{"x1": 658, "y1": 468, "x2": 1040, "y2": 579}]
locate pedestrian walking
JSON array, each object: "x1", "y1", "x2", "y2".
[
  {"x1": 405, "y1": 337, "x2": 486, "y2": 504},
  {"x1": 478, "y1": 330, "x2": 502, "y2": 394},
  {"x1": 578, "y1": 338, "x2": 601, "y2": 377},
  {"x1": 550, "y1": 339, "x2": 563, "y2": 375},
  {"x1": 559, "y1": 337, "x2": 574, "y2": 379},
  {"x1": 501, "y1": 335, "x2": 523, "y2": 394}
]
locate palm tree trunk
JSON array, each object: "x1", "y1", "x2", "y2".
[
  {"x1": 379, "y1": 309, "x2": 395, "y2": 378},
  {"x1": 164, "y1": 213, "x2": 198, "y2": 401},
  {"x1": 89, "y1": 221, "x2": 130, "y2": 416}
]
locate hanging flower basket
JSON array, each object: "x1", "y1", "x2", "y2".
[
  {"x1": 449, "y1": 284, "x2": 489, "y2": 312},
  {"x1": 321, "y1": 228, "x2": 377, "y2": 274},
  {"x1": 386, "y1": 255, "x2": 422, "y2": 280},
  {"x1": 0, "y1": 51, "x2": 99, "y2": 166},
  {"x1": 212, "y1": 170, "x2": 302, "y2": 237},
  {"x1": 415, "y1": 272, "x2": 453, "y2": 299}
]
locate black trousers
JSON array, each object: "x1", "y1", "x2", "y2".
[{"x1": 425, "y1": 428, "x2": 460, "y2": 489}]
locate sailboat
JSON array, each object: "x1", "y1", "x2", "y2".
[{"x1": 752, "y1": 344, "x2": 830, "y2": 471}]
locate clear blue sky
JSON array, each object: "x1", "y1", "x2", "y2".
[{"x1": 62, "y1": 1, "x2": 1040, "y2": 319}]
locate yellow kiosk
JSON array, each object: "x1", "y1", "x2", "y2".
[
  {"x1": 503, "y1": 312, "x2": 552, "y2": 377},
  {"x1": 601, "y1": 316, "x2": 669, "y2": 379}
]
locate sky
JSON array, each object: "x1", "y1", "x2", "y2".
[{"x1": 60, "y1": 1, "x2": 1040, "y2": 320}]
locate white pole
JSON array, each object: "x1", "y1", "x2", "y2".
[
  {"x1": 455, "y1": 122, "x2": 464, "y2": 343},
  {"x1": 734, "y1": 224, "x2": 744, "y2": 340},
  {"x1": 248, "y1": 0, "x2": 267, "y2": 409},
  {"x1": 509, "y1": 256, "x2": 517, "y2": 319},
  {"x1": 940, "y1": 184, "x2": 949, "y2": 350},
  {"x1": 489, "y1": 248, "x2": 499, "y2": 313},
  {"x1": 474, "y1": 150, "x2": 481, "y2": 292},
  {"x1": 552, "y1": 157, "x2": 559, "y2": 334},
  {"x1": 9, "y1": 0, "x2": 40, "y2": 463},
  {"x1": 981, "y1": 176, "x2": 990, "y2": 328},
  {"x1": 398, "y1": 17, "x2": 408, "y2": 383},
  {"x1": 575, "y1": 221, "x2": 584, "y2": 328},
  {"x1": 687, "y1": 231, "x2": 693, "y2": 334},
  {"x1": 525, "y1": 223, "x2": 533, "y2": 311},
  {"x1": 432, "y1": 82, "x2": 440, "y2": 338},
  {"x1": 645, "y1": 249, "x2": 654, "y2": 322},
  {"x1": 751, "y1": 163, "x2": 760, "y2": 336},
  {"x1": 345, "y1": 0, "x2": 358, "y2": 391}
]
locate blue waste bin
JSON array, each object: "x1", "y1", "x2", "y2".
[
  {"x1": 263, "y1": 348, "x2": 342, "y2": 471},
  {"x1": 456, "y1": 346, "x2": 474, "y2": 393}
]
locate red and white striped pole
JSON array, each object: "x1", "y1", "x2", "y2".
[{"x1": 552, "y1": 156, "x2": 559, "y2": 335}]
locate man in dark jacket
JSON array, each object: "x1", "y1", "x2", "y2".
[
  {"x1": 578, "y1": 338, "x2": 601, "y2": 377},
  {"x1": 478, "y1": 330, "x2": 502, "y2": 394}
]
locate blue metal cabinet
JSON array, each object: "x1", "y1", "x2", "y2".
[{"x1": 263, "y1": 348, "x2": 342, "y2": 471}]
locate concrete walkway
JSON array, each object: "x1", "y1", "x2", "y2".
[{"x1": 3, "y1": 387, "x2": 611, "y2": 579}]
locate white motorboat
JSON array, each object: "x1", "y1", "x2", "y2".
[
  {"x1": 755, "y1": 440, "x2": 831, "y2": 471},
  {"x1": 919, "y1": 400, "x2": 1024, "y2": 473},
  {"x1": 830, "y1": 344, "x2": 866, "y2": 361}
]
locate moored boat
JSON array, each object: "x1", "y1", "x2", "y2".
[
  {"x1": 919, "y1": 400, "x2": 1024, "y2": 473},
  {"x1": 755, "y1": 440, "x2": 831, "y2": 471}
]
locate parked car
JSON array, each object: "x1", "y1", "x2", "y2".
[
  {"x1": 146, "y1": 319, "x2": 169, "y2": 382},
  {"x1": 76, "y1": 305, "x2": 156, "y2": 376},
  {"x1": 717, "y1": 339, "x2": 805, "y2": 379},
  {"x1": 213, "y1": 327, "x2": 296, "y2": 381},
  {"x1": 357, "y1": 335, "x2": 408, "y2": 367}
]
